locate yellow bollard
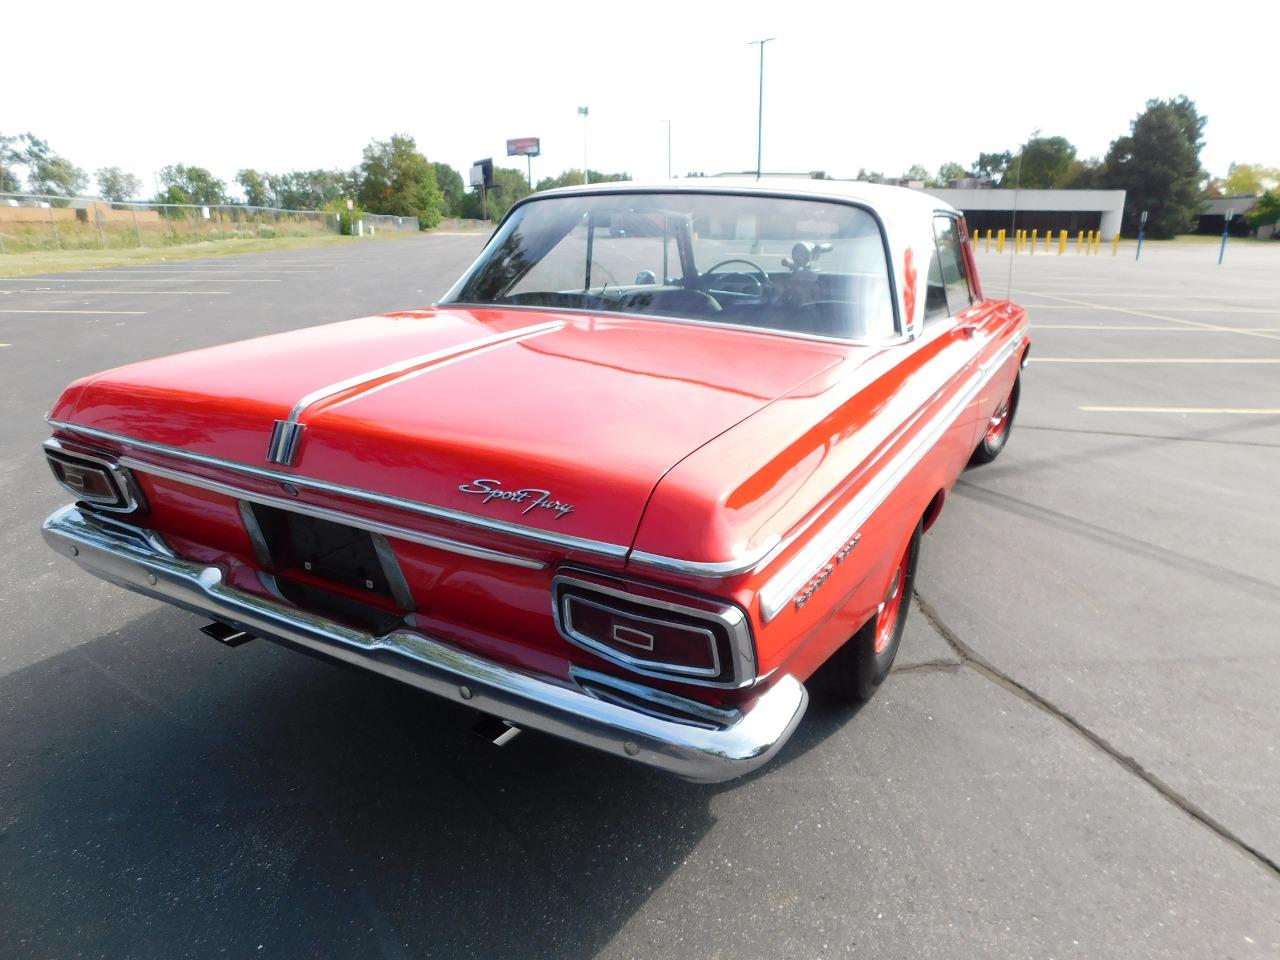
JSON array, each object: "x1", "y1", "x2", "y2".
[
  {"x1": 985, "y1": 229, "x2": 991, "y2": 252},
  {"x1": 1076, "y1": 230, "x2": 1084, "y2": 254},
  {"x1": 1089, "y1": 230, "x2": 1097, "y2": 254},
  {"x1": 1045, "y1": 230, "x2": 1052, "y2": 253},
  {"x1": 1030, "y1": 228, "x2": 1037, "y2": 255},
  {"x1": 1058, "y1": 229, "x2": 1067, "y2": 255},
  {"x1": 1111, "y1": 232, "x2": 1120, "y2": 256},
  {"x1": 997, "y1": 228, "x2": 1006, "y2": 253},
  {"x1": 1094, "y1": 231, "x2": 1102, "y2": 255}
]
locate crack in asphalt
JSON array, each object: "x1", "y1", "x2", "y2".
[
  {"x1": 890, "y1": 658, "x2": 964, "y2": 674},
  {"x1": 955, "y1": 480, "x2": 1280, "y2": 604},
  {"x1": 912, "y1": 590, "x2": 1280, "y2": 881}
]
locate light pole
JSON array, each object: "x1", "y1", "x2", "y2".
[
  {"x1": 749, "y1": 38, "x2": 775, "y2": 180},
  {"x1": 662, "y1": 119, "x2": 672, "y2": 179},
  {"x1": 578, "y1": 106, "x2": 590, "y2": 184}
]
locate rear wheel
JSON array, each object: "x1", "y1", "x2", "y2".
[
  {"x1": 812, "y1": 521, "x2": 922, "y2": 703},
  {"x1": 970, "y1": 374, "x2": 1019, "y2": 465}
]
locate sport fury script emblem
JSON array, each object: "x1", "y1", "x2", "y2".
[{"x1": 458, "y1": 479, "x2": 574, "y2": 520}]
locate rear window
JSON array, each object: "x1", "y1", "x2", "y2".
[{"x1": 444, "y1": 192, "x2": 897, "y2": 341}]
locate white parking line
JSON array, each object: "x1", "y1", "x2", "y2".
[
  {"x1": 1025, "y1": 292, "x2": 1280, "y2": 342},
  {"x1": 0, "y1": 308, "x2": 145, "y2": 315},
  {"x1": 1029, "y1": 305, "x2": 1279, "y2": 315},
  {"x1": 0, "y1": 288, "x2": 229, "y2": 296},
  {"x1": 59, "y1": 269, "x2": 318, "y2": 275},
  {"x1": 1031, "y1": 324, "x2": 1280, "y2": 332},
  {"x1": 1080, "y1": 406, "x2": 1280, "y2": 414},
  {"x1": 1032, "y1": 358, "x2": 1280, "y2": 364},
  {"x1": 1020, "y1": 292, "x2": 1274, "y2": 300},
  {"x1": 10, "y1": 277, "x2": 281, "y2": 284}
]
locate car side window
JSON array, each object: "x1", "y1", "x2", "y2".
[
  {"x1": 932, "y1": 216, "x2": 974, "y2": 317},
  {"x1": 923, "y1": 248, "x2": 949, "y2": 323}
]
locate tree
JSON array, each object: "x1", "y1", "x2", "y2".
[
  {"x1": 1, "y1": 134, "x2": 22, "y2": 191},
  {"x1": 935, "y1": 161, "x2": 968, "y2": 186},
  {"x1": 973, "y1": 151, "x2": 1012, "y2": 180},
  {"x1": 3, "y1": 133, "x2": 86, "y2": 196},
  {"x1": 267, "y1": 169, "x2": 354, "y2": 210},
  {"x1": 535, "y1": 169, "x2": 630, "y2": 191},
  {"x1": 95, "y1": 167, "x2": 142, "y2": 202},
  {"x1": 1102, "y1": 96, "x2": 1207, "y2": 238},
  {"x1": 156, "y1": 164, "x2": 227, "y2": 205},
  {"x1": 1060, "y1": 157, "x2": 1106, "y2": 189},
  {"x1": 460, "y1": 166, "x2": 534, "y2": 220},
  {"x1": 1002, "y1": 136, "x2": 1077, "y2": 188},
  {"x1": 903, "y1": 163, "x2": 930, "y2": 183},
  {"x1": 356, "y1": 134, "x2": 442, "y2": 228},
  {"x1": 1247, "y1": 189, "x2": 1280, "y2": 233},
  {"x1": 433, "y1": 163, "x2": 465, "y2": 217},
  {"x1": 236, "y1": 168, "x2": 272, "y2": 207},
  {"x1": 1222, "y1": 163, "x2": 1280, "y2": 196}
]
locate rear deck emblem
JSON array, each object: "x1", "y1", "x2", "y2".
[{"x1": 458, "y1": 479, "x2": 574, "y2": 520}]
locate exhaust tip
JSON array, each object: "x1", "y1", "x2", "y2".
[
  {"x1": 471, "y1": 715, "x2": 522, "y2": 747},
  {"x1": 200, "y1": 620, "x2": 254, "y2": 647}
]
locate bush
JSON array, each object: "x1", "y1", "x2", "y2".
[
  {"x1": 1247, "y1": 189, "x2": 1280, "y2": 236},
  {"x1": 323, "y1": 197, "x2": 363, "y2": 235}
]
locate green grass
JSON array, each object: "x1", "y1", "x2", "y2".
[{"x1": 0, "y1": 231, "x2": 423, "y2": 277}]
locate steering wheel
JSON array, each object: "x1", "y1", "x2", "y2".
[{"x1": 702, "y1": 258, "x2": 771, "y2": 298}]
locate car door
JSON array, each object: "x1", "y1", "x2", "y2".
[{"x1": 928, "y1": 213, "x2": 1010, "y2": 447}]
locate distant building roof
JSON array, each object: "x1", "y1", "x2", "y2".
[{"x1": 1201, "y1": 196, "x2": 1257, "y2": 216}]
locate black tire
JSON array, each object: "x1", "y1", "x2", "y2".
[
  {"x1": 970, "y1": 374, "x2": 1020, "y2": 465},
  {"x1": 812, "y1": 521, "x2": 922, "y2": 703}
]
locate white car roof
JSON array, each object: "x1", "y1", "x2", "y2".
[{"x1": 534, "y1": 177, "x2": 958, "y2": 222}]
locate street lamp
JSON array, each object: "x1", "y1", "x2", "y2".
[
  {"x1": 578, "y1": 106, "x2": 590, "y2": 184},
  {"x1": 749, "y1": 38, "x2": 775, "y2": 180},
  {"x1": 661, "y1": 120, "x2": 672, "y2": 179}
]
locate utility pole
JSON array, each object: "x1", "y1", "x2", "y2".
[
  {"x1": 578, "y1": 106, "x2": 590, "y2": 184},
  {"x1": 749, "y1": 38, "x2": 775, "y2": 180},
  {"x1": 662, "y1": 120, "x2": 672, "y2": 179}
]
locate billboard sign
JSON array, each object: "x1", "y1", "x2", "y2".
[{"x1": 506, "y1": 137, "x2": 541, "y2": 157}]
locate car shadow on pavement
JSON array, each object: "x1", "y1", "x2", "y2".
[{"x1": 0, "y1": 604, "x2": 857, "y2": 960}]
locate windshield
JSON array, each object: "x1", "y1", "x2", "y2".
[{"x1": 444, "y1": 191, "x2": 897, "y2": 341}]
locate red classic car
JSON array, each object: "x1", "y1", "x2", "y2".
[{"x1": 41, "y1": 180, "x2": 1028, "y2": 781}]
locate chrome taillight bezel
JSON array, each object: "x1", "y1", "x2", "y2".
[
  {"x1": 552, "y1": 570, "x2": 757, "y2": 689},
  {"x1": 44, "y1": 437, "x2": 144, "y2": 514}
]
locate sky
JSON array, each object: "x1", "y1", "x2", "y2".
[{"x1": 7, "y1": 0, "x2": 1279, "y2": 200}]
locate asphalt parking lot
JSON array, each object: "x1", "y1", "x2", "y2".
[{"x1": 2, "y1": 235, "x2": 1278, "y2": 959}]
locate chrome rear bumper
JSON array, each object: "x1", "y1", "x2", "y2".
[{"x1": 42, "y1": 505, "x2": 807, "y2": 783}]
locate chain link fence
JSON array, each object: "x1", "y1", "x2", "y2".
[
  {"x1": 360, "y1": 213, "x2": 420, "y2": 235},
  {"x1": 0, "y1": 193, "x2": 347, "y2": 253}
]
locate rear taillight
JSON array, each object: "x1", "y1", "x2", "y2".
[
  {"x1": 44, "y1": 438, "x2": 143, "y2": 513},
  {"x1": 552, "y1": 572, "x2": 756, "y2": 688}
]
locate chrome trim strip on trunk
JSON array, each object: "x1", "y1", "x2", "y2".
[
  {"x1": 124, "y1": 457, "x2": 548, "y2": 570},
  {"x1": 757, "y1": 334, "x2": 1024, "y2": 621},
  {"x1": 46, "y1": 419, "x2": 625, "y2": 561},
  {"x1": 628, "y1": 535, "x2": 781, "y2": 578},
  {"x1": 42, "y1": 504, "x2": 807, "y2": 783},
  {"x1": 263, "y1": 322, "x2": 561, "y2": 466},
  {"x1": 284, "y1": 321, "x2": 563, "y2": 424}
]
